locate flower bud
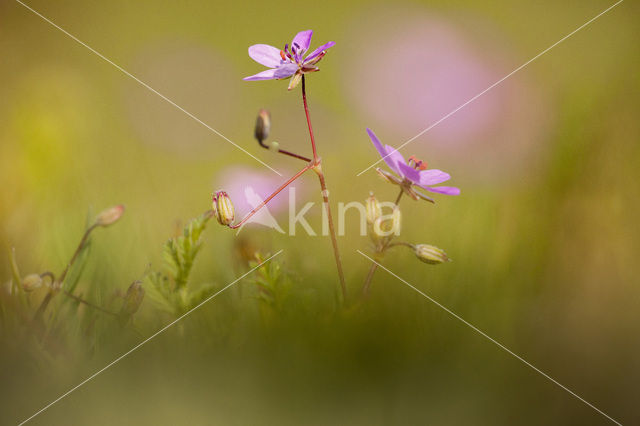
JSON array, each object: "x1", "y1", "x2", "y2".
[
  {"x1": 95, "y1": 205, "x2": 125, "y2": 227},
  {"x1": 414, "y1": 244, "x2": 450, "y2": 265},
  {"x1": 254, "y1": 109, "x2": 271, "y2": 145},
  {"x1": 120, "y1": 281, "x2": 145, "y2": 316},
  {"x1": 365, "y1": 192, "x2": 382, "y2": 225},
  {"x1": 212, "y1": 191, "x2": 235, "y2": 226},
  {"x1": 22, "y1": 274, "x2": 43, "y2": 292}
]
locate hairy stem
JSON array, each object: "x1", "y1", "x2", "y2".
[{"x1": 302, "y1": 75, "x2": 346, "y2": 300}]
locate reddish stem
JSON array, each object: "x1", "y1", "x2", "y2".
[
  {"x1": 277, "y1": 148, "x2": 312, "y2": 163},
  {"x1": 301, "y1": 75, "x2": 346, "y2": 300},
  {"x1": 302, "y1": 76, "x2": 319, "y2": 162},
  {"x1": 229, "y1": 163, "x2": 312, "y2": 229}
]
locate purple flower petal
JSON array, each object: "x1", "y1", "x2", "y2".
[
  {"x1": 366, "y1": 128, "x2": 403, "y2": 176},
  {"x1": 243, "y1": 69, "x2": 280, "y2": 81},
  {"x1": 425, "y1": 186, "x2": 461, "y2": 195},
  {"x1": 273, "y1": 63, "x2": 299, "y2": 78},
  {"x1": 248, "y1": 44, "x2": 283, "y2": 68},
  {"x1": 292, "y1": 30, "x2": 313, "y2": 53},
  {"x1": 418, "y1": 169, "x2": 450, "y2": 187},
  {"x1": 244, "y1": 64, "x2": 298, "y2": 81},
  {"x1": 305, "y1": 41, "x2": 336, "y2": 63},
  {"x1": 397, "y1": 161, "x2": 422, "y2": 183}
]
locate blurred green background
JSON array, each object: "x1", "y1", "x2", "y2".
[{"x1": 1, "y1": 0, "x2": 639, "y2": 424}]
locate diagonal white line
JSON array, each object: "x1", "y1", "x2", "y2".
[
  {"x1": 18, "y1": 250, "x2": 283, "y2": 426},
  {"x1": 356, "y1": 0, "x2": 624, "y2": 177},
  {"x1": 15, "y1": 0, "x2": 282, "y2": 176},
  {"x1": 357, "y1": 250, "x2": 622, "y2": 425}
]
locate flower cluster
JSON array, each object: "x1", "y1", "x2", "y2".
[{"x1": 214, "y1": 29, "x2": 459, "y2": 300}]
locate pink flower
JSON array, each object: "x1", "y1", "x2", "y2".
[
  {"x1": 243, "y1": 30, "x2": 335, "y2": 90},
  {"x1": 367, "y1": 128, "x2": 460, "y2": 202}
]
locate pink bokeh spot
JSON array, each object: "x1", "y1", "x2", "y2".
[
  {"x1": 351, "y1": 21, "x2": 500, "y2": 145},
  {"x1": 216, "y1": 166, "x2": 306, "y2": 227},
  {"x1": 345, "y1": 10, "x2": 550, "y2": 181}
]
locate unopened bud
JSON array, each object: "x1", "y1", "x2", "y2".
[
  {"x1": 254, "y1": 109, "x2": 271, "y2": 145},
  {"x1": 22, "y1": 274, "x2": 43, "y2": 291},
  {"x1": 414, "y1": 244, "x2": 450, "y2": 265},
  {"x1": 120, "y1": 281, "x2": 145, "y2": 316},
  {"x1": 212, "y1": 191, "x2": 235, "y2": 226},
  {"x1": 95, "y1": 205, "x2": 125, "y2": 227},
  {"x1": 365, "y1": 192, "x2": 382, "y2": 225}
]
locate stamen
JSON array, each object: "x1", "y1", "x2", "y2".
[
  {"x1": 408, "y1": 155, "x2": 428, "y2": 170},
  {"x1": 280, "y1": 50, "x2": 287, "y2": 61}
]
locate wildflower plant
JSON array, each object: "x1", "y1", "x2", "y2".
[
  {"x1": 212, "y1": 30, "x2": 460, "y2": 302},
  {"x1": 213, "y1": 30, "x2": 346, "y2": 299},
  {"x1": 361, "y1": 129, "x2": 459, "y2": 296}
]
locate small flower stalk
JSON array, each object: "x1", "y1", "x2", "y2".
[{"x1": 212, "y1": 191, "x2": 235, "y2": 226}]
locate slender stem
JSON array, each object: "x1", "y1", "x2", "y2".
[
  {"x1": 229, "y1": 163, "x2": 312, "y2": 229},
  {"x1": 276, "y1": 148, "x2": 312, "y2": 163},
  {"x1": 301, "y1": 75, "x2": 346, "y2": 300},
  {"x1": 386, "y1": 241, "x2": 414, "y2": 250},
  {"x1": 361, "y1": 188, "x2": 405, "y2": 297},
  {"x1": 394, "y1": 190, "x2": 404, "y2": 206},
  {"x1": 361, "y1": 262, "x2": 378, "y2": 297},
  {"x1": 316, "y1": 168, "x2": 346, "y2": 299},
  {"x1": 33, "y1": 224, "x2": 97, "y2": 321},
  {"x1": 257, "y1": 138, "x2": 311, "y2": 163},
  {"x1": 301, "y1": 76, "x2": 318, "y2": 162},
  {"x1": 33, "y1": 291, "x2": 53, "y2": 322},
  {"x1": 62, "y1": 290, "x2": 118, "y2": 317},
  {"x1": 58, "y1": 223, "x2": 97, "y2": 284}
]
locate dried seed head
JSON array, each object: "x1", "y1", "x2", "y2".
[
  {"x1": 414, "y1": 244, "x2": 450, "y2": 265},
  {"x1": 365, "y1": 192, "x2": 382, "y2": 225},
  {"x1": 95, "y1": 205, "x2": 125, "y2": 227},
  {"x1": 254, "y1": 109, "x2": 271, "y2": 145},
  {"x1": 22, "y1": 274, "x2": 43, "y2": 292},
  {"x1": 212, "y1": 191, "x2": 235, "y2": 226}
]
